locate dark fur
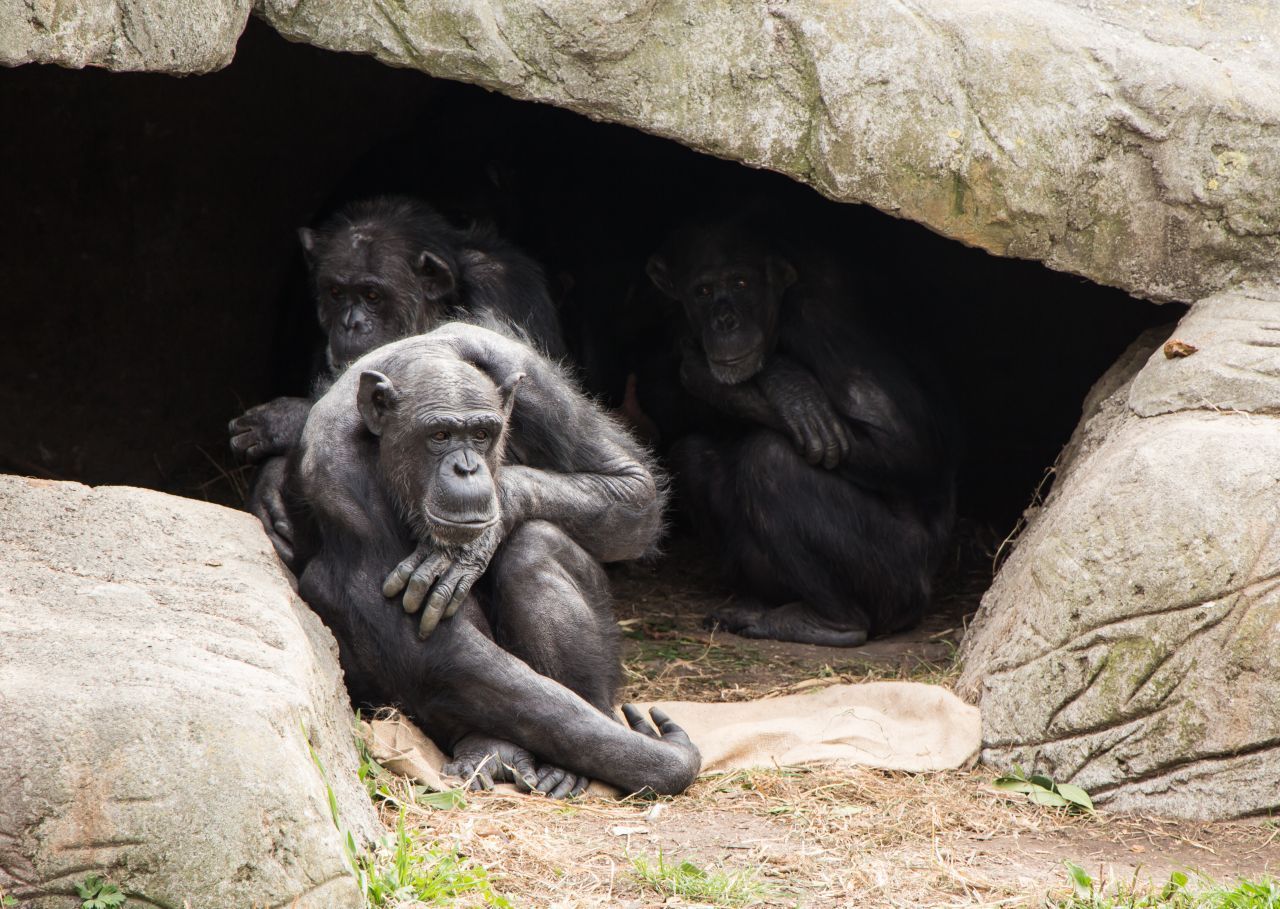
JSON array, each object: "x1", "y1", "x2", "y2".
[
  {"x1": 649, "y1": 220, "x2": 956, "y2": 646},
  {"x1": 230, "y1": 195, "x2": 566, "y2": 561},
  {"x1": 285, "y1": 324, "x2": 698, "y2": 795}
]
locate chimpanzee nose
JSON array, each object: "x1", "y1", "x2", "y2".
[
  {"x1": 343, "y1": 307, "x2": 370, "y2": 333},
  {"x1": 712, "y1": 302, "x2": 739, "y2": 332},
  {"x1": 453, "y1": 451, "x2": 481, "y2": 477}
]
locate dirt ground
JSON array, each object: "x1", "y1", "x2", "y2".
[{"x1": 385, "y1": 541, "x2": 1280, "y2": 908}]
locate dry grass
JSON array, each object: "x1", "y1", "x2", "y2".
[{"x1": 375, "y1": 763, "x2": 1280, "y2": 908}]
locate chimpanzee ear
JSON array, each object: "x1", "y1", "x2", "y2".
[
  {"x1": 298, "y1": 228, "x2": 317, "y2": 262},
  {"x1": 645, "y1": 255, "x2": 676, "y2": 299},
  {"x1": 416, "y1": 249, "x2": 457, "y2": 300},
  {"x1": 357, "y1": 370, "x2": 399, "y2": 437},
  {"x1": 766, "y1": 255, "x2": 798, "y2": 292},
  {"x1": 497, "y1": 372, "x2": 526, "y2": 421}
]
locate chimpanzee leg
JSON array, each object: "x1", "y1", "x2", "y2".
[
  {"x1": 676, "y1": 430, "x2": 934, "y2": 646},
  {"x1": 482, "y1": 520, "x2": 622, "y2": 715},
  {"x1": 432, "y1": 521, "x2": 621, "y2": 798}
]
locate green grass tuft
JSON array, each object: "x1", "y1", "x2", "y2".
[
  {"x1": 357, "y1": 811, "x2": 510, "y2": 908},
  {"x1": 1048, "y1": 862, "x2": 1280, "y2": 908},
  {"x1": 631, "y1": 851, "x2": 769, "y2": 908}
]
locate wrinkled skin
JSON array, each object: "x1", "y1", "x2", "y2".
[
  {"x1": 230, "y1": 195, "x2": 566, "y2": 561},
  {"x1": 649, "y1": 220, "x2": 957, "y2": 647},
  {"x1": 286, "y1": 324, "x2": 701, "y2": 796}
]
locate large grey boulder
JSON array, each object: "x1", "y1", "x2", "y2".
[
  {"x1": 255, "y1": 0, "x2": 1280, "y2": 306},
  {"x1": 0, "y1": 476, "x2": 376, "y2": 907},
  {"x1": 957, "y1": 286, "x2": 1280, "y2": 820},
  {"x1": 0, "y1": 0, "x2": 249, "y2": 72}
]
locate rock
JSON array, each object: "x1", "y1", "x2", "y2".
[
  {"x1": 957, "y1": 286, "x2": 1280, "y2": 820},
  {"x1": 0, "y1": 0, "x2": 249, "y2": 72},
  {"x1": 1129, "y1": 287, "x2": 1280, "y2": 417},
  {"x1": 0, "y1": 476, "x2": 376, "y2": 907},
  {"x1": 255, "y1": 0, "x2": 1280, "y2": 306}
]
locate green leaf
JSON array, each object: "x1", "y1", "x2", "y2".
[
  {"x1": 1054, "y1": 783, "x2": 1095, "y2": 812},
  {"x1": 76, "y1": 877, "x2": 102, "y2": 900},
  {"x1": 1028, "y1": 774, "x2": 1057, "y2": 790},
  {"x1": 419, "y1": 789, "x2": 467, "y2": 811},
  {"x1": 1028, "y1": 788, "x2": 1070, "y2": 808},
  {"x1": 1064, "y1": 861, "x2": 1093, "y2": 899},
  {"x1": 992, "y1": 777, "x2": 1039, "y2": 794}
]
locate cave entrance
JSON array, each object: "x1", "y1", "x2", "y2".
[{"x1": 0, "y1": 20, "x2": 1173, "y2": 677}]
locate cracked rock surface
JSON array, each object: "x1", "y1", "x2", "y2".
[
  {"x1": 0, "y1": 0, "x2": 250, "y2": 72},
  {"x1": 252, "y1": 0, "x2": 1280, "y2": 305},
  {"x1": 0, "y1": 476, "x2": 375, "y2": 908},
  {"x1": 957, "y1": 286, "x2": 1280, "y2": 820}
]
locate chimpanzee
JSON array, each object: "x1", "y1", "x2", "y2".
[
  {"x1": 229, "y1": 196, "x2": 566, "y2": 562},
  {"x1": 283, "y1": 323, "x2": 699, "y2": 797},
  {"x1": 646, "y1": 221, "x2": 956, "y2": 647}
]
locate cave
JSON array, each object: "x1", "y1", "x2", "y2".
[{"x1": 1, "y1": 20, "x2": 1171, "y2": 632}]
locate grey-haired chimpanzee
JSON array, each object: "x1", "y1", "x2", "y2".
[
  {"x1": 283, "y1": 323, "x2": 701, "y2": 797},
  {"x1": 646, "y1": 221, "x2": 956, "y2": 647},
  {"x1": 229, "y1": 196, "x2": 566, "y2": 563}
]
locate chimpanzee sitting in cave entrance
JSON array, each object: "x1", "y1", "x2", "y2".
[
  {"x1": 646, "y1": 220, "x2": 956, "y2": 647},
  {"x1": 229, "y1": 196, "x2": 565, "y2": 562},
  {"x1": 284, "y1": 323, "x2": 701, "y2": 797}
]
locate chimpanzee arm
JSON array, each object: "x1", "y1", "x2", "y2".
[
  {"x1": 437, "y1": 323, "x2": 665, "y2": 563},
  {"x1": 681, "y1": 342, "x2": 851, "y2": 470},
  {"x1": 228, "y1": 396, "x2": 313, "y2": 463}
]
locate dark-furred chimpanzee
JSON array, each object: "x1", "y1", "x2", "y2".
[
  {"x1": 284, "y1": 322, "x2": 701, "y2": 797},
  {"x1": 646, "y1": 221, "x2": 956, "y2": 647},
  {"x1": 229, "y1": 196, "x2": 566, "y2": 562}
]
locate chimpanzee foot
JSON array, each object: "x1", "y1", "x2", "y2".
[
  {"x1": 442, "y1": 734, "x2": 539, "y2": 792},
  {"x1": 704, "y1": 600, "x2": 868, "y2": 647},
  {"x1": 533, "y1": 763, "x2": 591, "y2": 799}
]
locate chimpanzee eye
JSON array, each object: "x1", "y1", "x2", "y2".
[
  {"x1": 365, "y1": 290, "x2": 379, "y2": 303},
  {"x1": 432, "y1": 430, "x2": 448, "y2": 442},
  {"x1": 735, "y1": 278, "x2": 748, "y2": 290},
  {"x1": 696, "y1": 285, "x2": 712, "y2": 297},
  {"x1": 329, "y1": 286, "x2": 341, "y2": 298},
  {"x1": 474, "y1": 429, "x2": 488, "y2": 442}
]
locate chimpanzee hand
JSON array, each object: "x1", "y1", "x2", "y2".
[
  {"x1": 443, "y1": 734, "x2": 540, "y2": 792},
  {"x1": 247, "y1": 456, "x2": 294, "y2": 564},
  {"x1": 443, "y1": 734, "x2": 591, "y2": 799},
  {"x1": 382, "y1": 524, "x2": 503, "y2": 638},
  {"x1": 758, "y1": 358, "x2": 851, "y2": 470},
  {"x1": 228, "y1": 396, "x2": 312, "y2": 463}
]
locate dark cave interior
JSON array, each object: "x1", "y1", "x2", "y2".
[{"x1": 0, "y1": 18, "x2": 1176, "y2": 567}]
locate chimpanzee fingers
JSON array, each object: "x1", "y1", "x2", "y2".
[
  {"x1": 648, "y1": 708, "x2": 695, "y2": 749},
  {"x1": 505, "y1": 753, "x2": 539, "y2": 792},
  {"x1": 833, "y1": 420, "x2": 852, "y2": 465},
  {"x1": 548, "y1": 773, "x2": 580, "y2": 800},
  {"x1": 419, "y1": 572, "x2": 458, "y2": 638},
  {"x1": 799, "y1": 419, "x2": 826, "y2": 466},
  {"x1": 535, "y1": 766, "x2": 567, "y2": 795},
  {"x1": 382, "y1": 553, "x2": 419, "y2": 598},
  {"x1": 622, "y1": 704, "x2": 658, "y2": 739},
  {"x1": 445, "y1": 575, "x2": 474, "y2": 618}
]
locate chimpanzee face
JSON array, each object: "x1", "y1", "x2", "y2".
[
  {"x1": 647, "y1": 253, "x2": 798, "y2": 385},
  {"x1": 300, "y1": 226, "x2": 458, "y2": 370},
  {"x1": 356, "y1": 357, "x2": 517, "y2": 547}
]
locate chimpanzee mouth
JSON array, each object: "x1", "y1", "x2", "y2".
[
  {"x1": 423, "y1": 509, "x2": 499, "y2": 544},
  {"x1": 707, "y1": 351, "x2": 763, "y2": 384}
]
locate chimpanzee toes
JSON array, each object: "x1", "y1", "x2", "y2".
[
  {"x1": 709, "y1": 600, "x2": 870, "y2": 647},
  {"x1": 703, "y1": 600, "x2": 769, "y2": 637}
]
